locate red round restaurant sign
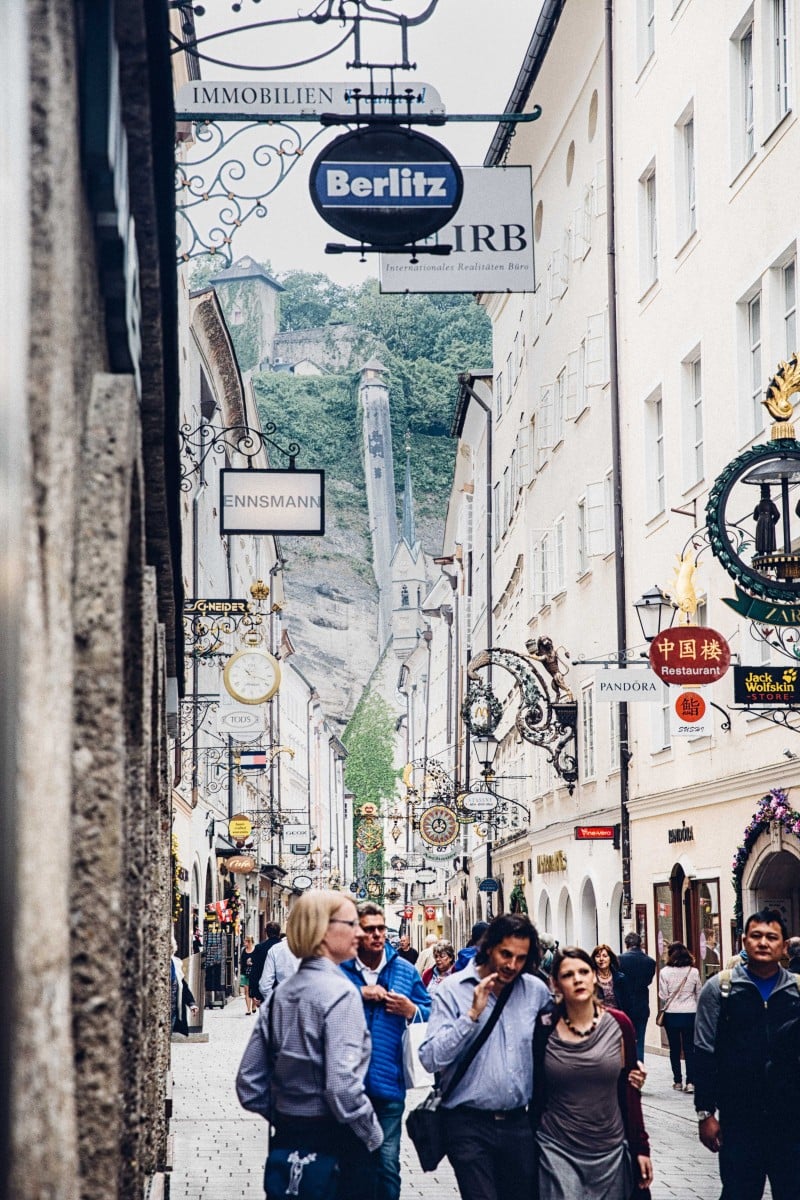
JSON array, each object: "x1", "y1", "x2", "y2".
[{"x1": 649, "y1": 626, "x2": 731, "y2": 685}]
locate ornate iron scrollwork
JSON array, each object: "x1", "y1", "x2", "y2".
[
  {"x1": 179, "y1": 420, "x2": 302, "y2": 488},
  {"x1": 462, "y1": 643, "x2": 579, "y2": 795}
]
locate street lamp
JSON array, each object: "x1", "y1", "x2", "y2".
[
  {"x1": 633, "y1": 585, "x2": 676, "y2": 645},
  {"x1": 470, "y1": 735, "x2": 498, "y2": 919}
]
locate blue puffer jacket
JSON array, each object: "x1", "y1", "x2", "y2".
[{"x1": 340, "y1": 944, "x2": 432, "y2": 1100}]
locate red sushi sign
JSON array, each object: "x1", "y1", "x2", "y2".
[{"x1": 649, "y1": 626, "x2": 730, "y2": 685}]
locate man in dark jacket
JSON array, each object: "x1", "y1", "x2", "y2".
[
  {"x1": 694, "y1": 907, "x2": 800, "y2": 1200},
  {"x1": 618, "y1": 931, "x2": 656, "y2": 1060},
  {"x1": 787, "y1": 935, "x2": 800, "y2": 974},
  {"x1": 341, "y1": 902, "x2": 431, "y2": 1200},
  {"x1": 248, "y1": 921, "x2": 282, "y2": 1006},
  {"x1": 453, "y1": 920, "x2": 489, "y2": 973}
]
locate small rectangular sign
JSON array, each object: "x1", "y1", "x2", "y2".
[
  {"x1": 379, "y1": 167, "x2": 535, "y2": 294},
  {"x1": 594, "y1": 669, "x2": 661, "y2": 701},
  {"x1": 175, "y1": 80, "x2": 445, "y2": 120},
  {"x1": 284, "y1": 824, "x2": 311, "y2": 844},
  {"x1": 670, "y1": 687, "x2": 712, "y2": 737},
  {"x1": 733, "y1": 664, "x2": 800, "y2": 704},
  {"x1": 574, "y1": 825, "x2": 616, "y2": 841},
  {"x1": 220, "y1": 468, "x2": 324, "y2": 535}
]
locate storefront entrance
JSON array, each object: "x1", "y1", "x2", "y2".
[
  {"x1": 654, "y1": 864, "x2": 721, "y2": 984},
  {"x1": 744, "y1": 844, "x2": 800, "y2": 938}
]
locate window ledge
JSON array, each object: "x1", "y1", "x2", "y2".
[
  {"x1": 573, "y1": 403, "x2": 591, "y2": 424},
  {"x1": 729, "y1": 151, "x2": 757, "y2": 193},
  {"x1": 675, "y1": 228, "x2": 699, "y2": 265},
  {"x1": 651, "y1": 746, "x2": 673, "y2": 760},
  {"x1": 638, "y1": 277, "x2": 661, "y2": 307},
  {"x1": 576, "y1": 568, "x2": 593, "y2": 584},
  {"x1": 645, "y1": 510, "x2": 669, "y2": 533},
  {"x1": 761, "y1": 108, "x2": 794, "y2": 151},
  {"x1": 551, "y1": 589, "x2": 567, "y2": 605}
]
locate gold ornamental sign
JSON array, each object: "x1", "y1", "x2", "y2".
[
  {"x1": 227, "y1": 855, "x2": 257, "y2": 875},
  {"x1": 228, "y1": 814, "x2": 253, "y2": 841}
]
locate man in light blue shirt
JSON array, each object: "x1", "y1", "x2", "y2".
[{"x1": 419, "y1": 913, "x2": 550, "y2": 1200}]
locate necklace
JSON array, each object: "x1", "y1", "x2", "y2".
[{"x1": 562, "y1": 1003, "x2": 600, "y2": 1038}]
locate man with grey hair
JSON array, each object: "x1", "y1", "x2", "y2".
[
  {"x1": 618, "y1": 931, "x2": 656, "y2": 1060},
  {"x1": 787, "y1": 935, "x2": 800, "y2": 974}
]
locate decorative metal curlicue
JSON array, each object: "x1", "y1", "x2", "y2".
[
  {"x1": 179, "y1": 420, "x2": 302, "y2": 489},
  {"x1": 462, "y1": 641, "x2": 579, "y2": 795}
]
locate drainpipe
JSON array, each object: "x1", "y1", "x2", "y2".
[{"x1": 605, "y1": 0, "x2": 632, "y2": 926}]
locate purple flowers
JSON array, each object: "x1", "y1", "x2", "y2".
[{"x1": 731, "y1": 788, "x2": 799, "y2": 883}]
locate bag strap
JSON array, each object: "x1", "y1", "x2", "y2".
[
  {"x1": 662, "y1": 968, "x2": 691, "y2": 1013},
  {"x1": 267, "y1": 987, "x2": 277, "y2": 1067},
  {"x1": 440, "y1": 974, "x2": 518, "y2": 1103}
]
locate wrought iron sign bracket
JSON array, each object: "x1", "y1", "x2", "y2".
[
  {"x1": 729, "y1": 705, "x2": 800, "y2": 735},
  {"x1": 179, "y1": 421, "x2": 302, "y2": 489}
]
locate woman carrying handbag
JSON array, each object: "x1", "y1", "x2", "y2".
[
  {"x1": 236, "y1": 891, "x2": 382, "y2": 1200},
  {"x1": 657, "y1": 942, "x2": 701, "y2": 1093}
]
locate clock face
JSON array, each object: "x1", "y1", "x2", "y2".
[{"x1": 223, "y1": 649, "x2": 281, "y2": 705}]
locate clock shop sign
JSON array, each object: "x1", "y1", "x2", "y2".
[{"x1": 221, "y1": 469, "x2": 324, "y2": 536}]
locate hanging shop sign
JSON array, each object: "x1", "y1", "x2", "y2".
[
  {"x1": 459, "y1": 788, "x2": 498, "y2": 813},
  {"x1": 285, "y1": 824, "x2": 311, "y2": 844},
  {"x1": 594, "y1": 669, "x2": 661, "y2": 701},
  {"x1": 536, "y1": 851, "x2": 568, "y2": 873},
  {"x1": 478, "y1": 878, "x2": 499, "y2": 893},
  {"x1": 379, "y1": 166, "x2": 535, "y2": 293},
  {"x1": 236, "y1": 748, "x2": 268, "y2": 770},
  {"x1": 185, "y1": 597, "x2": 251, "y2": 617},
  {"x1": 309, "y1": 126, "x2": 463, "y2": 248},
  {"x1": 292, "y1": 875, "x2": 313, "y2": 890},
  {"x1": 574, "y1": 825, "x2": 616, "y2": 841},
  {"x1": 733, "y1": 663, "x2": 800, "y2": 704},
  {"x1": 418, "y1": 804, "x2": 459, "y2": 847},
  {"x1": 415, "y1": 868, "x2": 438, "y2": 885},
  {"x1": 228, "y1": 815, "x2": 253, "y2": 840},
  {"x1": 217, "y1": 705, "x2": 267, "y2": 741},
  {"x1": 723, "y1": 585, "x2": 800, "y2": 627},
  {"x1": 175, "y1": 80, "x2": 445, "y2": 121},
  {"x1": 423, "y1": 843, "x2": 458, "y2": 862},
  {"x1": 227, "y1": 855, "x2": 257, "y2": 874},
  {"x1": 423, "y1": 905, "x2": 437, "y2": 920},
  {"x1": 220, "y1": 469, "x2": 324, "y2": 536},
  {"x1": 649, "y1": 626, "x2": 731, "y2": 685},
  {"x1": 402, "y1": 905, "x2": 414, "y2": 919},
  {"x1": 670, "y1": 687, "x2": 713, "y2": 737}
]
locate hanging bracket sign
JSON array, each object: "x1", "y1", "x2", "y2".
[
  {"x1": 220, "y1": 469, "x2": 324, "y2": 536},
  {"x1": 649, "y1": 626, "x2": 731, "y2": 685}
]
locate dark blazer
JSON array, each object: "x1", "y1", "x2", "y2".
[
  {"x1": 249, "y1": 936, "x2": 281, "y2": 1002},
  {"x1": 618, "y1": 948, "x2": 656, "y2": 1020}
]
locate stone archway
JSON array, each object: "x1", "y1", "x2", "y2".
[
  {"x1": 538, "y1": 890, "x2": 552, "y2": 937},
  {"x1": 744, "y1": 828, "x2": 800, "y2": 934},
  {"x1": 557, "y1": 887, "x2": 574, "y2": 945},
  {"x1": 579, "y1": 877, "x2": 599, "y2": 949}
]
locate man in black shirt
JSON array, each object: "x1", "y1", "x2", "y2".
[
  {"x1": 249, "y1": 921, "x2": 282, "y2": 1006},
  {"x1": 396, "y1": 935, "x2": 418, "y2": 966},
  {"x1": 618, "y1": 931, "x2": 656, "y2": 1061}
]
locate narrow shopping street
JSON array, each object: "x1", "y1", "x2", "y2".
[{"x1": 169, "y1": 998, "x2": 748, "y2": 1200}]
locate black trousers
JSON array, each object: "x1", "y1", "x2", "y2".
[
  {"x1": 270, "y1": 1113, "x2": 377, "y2": 1200},
  {"x1": 442, "y1": 1106, "x2": 536, "y2": 1200},
  {"x1": 719, "y1": 1117, "x2": 800, "y2": 1200}
]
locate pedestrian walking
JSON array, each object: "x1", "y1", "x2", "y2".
[
  {"x1": 421, "y1": 941, "x2": 456, "y2": 990},
  {"x1": 416, "y1": 932, "x2": 440, "y2": 976},
  {"x1": 657, "y1": 942, "x2": 701, "y2": 1093},
  {"x1": 418, "y1": 913, "x2": 550, "y2": 1200},
  {"x1": 240, "y1": 935, "x2": 256, "y2": 1014},
  {"x1": 591, "y1": 943, "x2": 630, "y2": 1013},
  {"x1": 249, "y1": 922, "x2": 282, "y2": 1008},
  {"x1": 171, "y1": 938, "x2": 199, "y2": 1036},
  {"x1": 694, "y1": 907, "x2": 800, "y2": 1200},
  {"x1": 452, "y1": 920, "x2": 489, "y2": 973},
  {"x1": 396, "y1": 934, "x2": 419, "y2": 966},
  {"x1": 236, "y1": 890, "x2": 382, "y2": 1200},
  {"x1": 787, "y1": 934, "x2": 800, "y2": 973},
  {"x1": 340, "y1": 901, "x2": 431, "y2": 1200},
  {"x1": 258, "y1": 936, "x2": 300, "y2": 996},
  {"x1": 618, "y1": 931, "x2": 656, "y2": 1060},
  {"x1": 531, "y1": 946, "x2": 653, "y2": 1200}
]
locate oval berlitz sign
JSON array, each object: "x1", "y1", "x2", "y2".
[{"x1": 309, "y1": 126, "x2": 463, "y2": 247}]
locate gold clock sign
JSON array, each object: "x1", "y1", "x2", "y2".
[{"x1": 419, "y1": 805, "x2": 459, "y2": 847}]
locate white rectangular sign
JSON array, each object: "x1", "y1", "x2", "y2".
[
  {"x1": 220, "y1": 469, "x2": 324, "y2": 536},
  {"x1": 285, "y1": 824, "x2": 311, "y2": 844},
  {"x1": 379, "y1": 167, "x2": 535, "y2": 294},
  {"x1": 594, "y1": 669, "x2": 662, "y2": 702},
  {"x1": 176, "y1": 80, "x2": 444, "y2": 120},
  {"x1": 670, "y1": 687, "x2": 713, "y2": 737}
]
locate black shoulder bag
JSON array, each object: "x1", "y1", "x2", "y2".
[{"x1": 406, "y1": 975, "x2": 518, "y2": 1172}]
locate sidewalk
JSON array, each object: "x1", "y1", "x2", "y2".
[{"x1": 169, "y1": 997, "x2": 751, "y2": 1199}]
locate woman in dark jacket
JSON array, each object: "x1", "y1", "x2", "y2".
[
  {"x1": 532, "y1": 947, "x2": 653, "y2": 1199},
  {"x1": 592, "y1": 943, "x2": 630, "y2": 1014}
]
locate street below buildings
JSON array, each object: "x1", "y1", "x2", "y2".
[{"x1": 169, "y1": 997, "x2": 756, "y2": 1200}]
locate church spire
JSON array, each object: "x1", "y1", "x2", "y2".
[{"x1": 401, "y1": 430, "x2": 417, "y2": 550}]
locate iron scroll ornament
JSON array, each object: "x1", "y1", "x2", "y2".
[
  {"x1": 705, "y1": 439, "x2": 800, "y2": 606},
  {"x1": 462, "y1": 647, "x2": 579, "y2": 795}
]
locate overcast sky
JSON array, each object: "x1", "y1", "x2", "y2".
[{"x1": 184, "y1": 1, "x2": 538, "y2": 284}]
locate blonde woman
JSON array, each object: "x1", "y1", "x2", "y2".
[{"x1": 236, "y1": 891, "x2": 382, "y2": 1199}]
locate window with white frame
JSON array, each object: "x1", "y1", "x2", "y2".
[
  {"x1": 581, "y1": 683, "x2": 596, "y2": 779},
  {"x1": 684, "y1": 354, "x2": 704, "y2": 486},
  {"x1": 748, "y1": 291, "x2": 764, "y2": 435},
  {"x1": 503, "y1": 466, "x2": 511, "y2": 532},
  {"x1": 652, "y1": 681, "x2": 672, "y2": 751},
  {"x1": 784, "y1": 258, "x2": 797, "y2": 357},
  {"x1": 506, "y1": 352, "x2": 513, "y2": 399},
  {"x1": 740, "y1": 22, "x2": 755, "y2": 162},
  {"x1": 585, "y1": 312, "x2": 607, "y2": 398},
  {"x1": 577, "y1": 496, "x2": 588, "y2": 577},
  {"x1": 492, "y1": 481, "x2": 501, "y2": 546},
  {"x1": 683, "y1": 113, "x2": 697, "y2": 239},
  {"x1": 640, "y1": 164, "x2": 658, "y2": 290},
  {"x1": 645, "y1": 390, "x2": 666, "y2": 517},
  {"x1": 513, "y1": 333, "x2": 520, "y2": 384},
  {"x1": 554, "y1": 368, "x2": 566, "y2": 445},
  {"x1": 609, "y1": 701, "x2": 620, "y2": 770},
  {"x1": 553, "y1": 516, "x2": 566, "y2": 594},
  {"x1": 773, "y1": 0, "x2": 790, "y2": 125},
  {"x1": 638, "y1": 0, "x2": 655, "y2": 73},
  {"x1": 495, "y1": 369, "x2": 504, "y2": 418},
  {"x1": 537, "y1": 385, "x2": 554, "y2": 468}
]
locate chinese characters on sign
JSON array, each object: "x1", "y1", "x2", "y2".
[
  {"x1": 649, "y1": 626, "x2": 731, "y2": 685},
  {"x1": 670, "y1": 688, "x2": 712, "y2": 738}
]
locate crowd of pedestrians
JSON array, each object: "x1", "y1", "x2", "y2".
[{"x1": 233, "y1": 899, "x2": 800, "y2": 1200}]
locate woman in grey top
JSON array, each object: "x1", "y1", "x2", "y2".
[
  {"x1": 236, "y1": 890, "x2": 382, "y2": 1198},
  {"x1": 532, "y1": 947, "x2": 653, "y2": 1200}
]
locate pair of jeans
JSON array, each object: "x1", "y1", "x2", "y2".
[
  {"x1": 719, "y1": 1122, "x2": 800, "y2": 1200},
  {"x1": 370, "y1": 1097, "x2": 405, "y2": 1200},
  {"x1": 663, "y1": 1012, "x2": 695, "y2": 1084},
  {"x1": 631, "y1": 1015, "x2": 648, "y2": 1062},
  {"x1": 441, "y1": 1105, "x2": 536, "y2": 1200}
]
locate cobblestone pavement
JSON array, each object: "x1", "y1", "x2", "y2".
[{"x1": 169, "y1": 996, "x2": 770, "y2": 1200}]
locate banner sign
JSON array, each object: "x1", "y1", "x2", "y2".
[
  {"x1": 309, "y1": 126, "x2": 463, "y2": 247},
  {"x1": 733, "y1": 664, "x2": 800, "y2": 704},
  {"x1": 594, "y1": 669, "x2": 661, "y2": 701},
  {"x1": 575, "y1": 825, "x2": 616, "y2": 841},
  {"x1": 237, "y1": 748, "x2": 267, "y2": 770},
  {"x1": 722, "y1": 584, "x2": 800, "y2": 628},
  {"x1": 176, "y1": 80, "x2": 445, "y2": 121},
  {"x1": 670, "y1": 687, "x2": 712, "y2": 737},
  {"x1": 650, "y1": 627, "x2": 731, "y2": 685},
  {"x1": 220, "y1": 468, "x2": 324, "y2": 535},
  {"x1": 380, "y1": 167, "x2": 535, "y2": 294}
]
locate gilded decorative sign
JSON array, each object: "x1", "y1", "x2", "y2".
[
  {"x1": 227, "y1": 855, "x2": 257, "y2": 874},
  {"x1": 418, "y1": 805, "x2": 459, "y2": 847},
  {"x1": 536, "y1": 850, "x2": 567, "y2": 873}
]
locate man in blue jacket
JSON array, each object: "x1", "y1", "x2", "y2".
[
  {"x1": 618, "y1": 930, "x2": 656, "y2": 1060},
  {"x1": 341, "y1": 901, "x2": 431, "y2": 1200}
]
